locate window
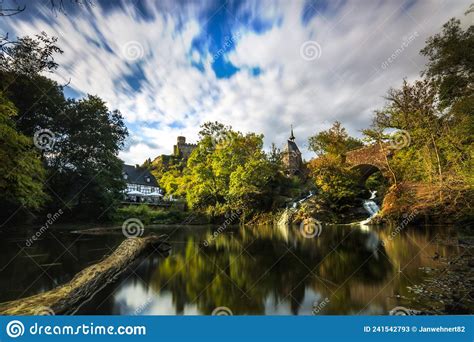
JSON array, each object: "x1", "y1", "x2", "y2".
[
  {"x1": 123, "y1": 173, "x2": 128, "y2": 180},
  {"x1": 146, "y1": 176, "x2": 151, "y2": 183}
]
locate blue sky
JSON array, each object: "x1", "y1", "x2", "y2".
[{"x1": 0, "y1": 0, "x2": 472, "y2": 163}]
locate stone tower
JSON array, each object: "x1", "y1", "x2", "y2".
[
  {"x1": 173, "y1": 136, "x2": 197, "y2": 162},
  {"x1": 282, "y1": 125, "x2": 302, "y2": 175}
]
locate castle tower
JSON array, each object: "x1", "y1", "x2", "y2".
[
  {"x1": 173, "y1": 136, "x2": 197, "y2": 162},
  {"x1": 282, "y1": 125, "x2": 302, "y2": 175}
]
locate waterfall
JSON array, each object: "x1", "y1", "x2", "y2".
[
  {"x1": 363, "y1": 200, "x2": 379, "y2": 217},
  {"x1": 278, "y1": 208, "x2": 295, "y2": 227},
  {"x1": 361, "y1": 190, "x2": 380, "y2": 225}
]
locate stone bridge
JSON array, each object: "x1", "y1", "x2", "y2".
[{"x1": 344, "y1": 143, "x2": 394, "y2": 183}]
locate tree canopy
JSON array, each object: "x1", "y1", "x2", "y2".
[{"x1": 0, "y1": 32, "x2": 128, "y2": 222}]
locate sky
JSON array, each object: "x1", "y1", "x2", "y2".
[{"x1": 0, "y1": 0, "x2": 472, "y2": 164}]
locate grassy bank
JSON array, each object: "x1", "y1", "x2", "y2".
[{"x1": 114, "y1": 204, "x2": 210, "y2": 225}]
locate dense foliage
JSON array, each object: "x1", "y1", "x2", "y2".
[
  {"x1": 159, "y1": 122, "x2": 309, "y2": 220},
  {"x1": 306, "y1": 122, "x2": 366, "y2": 207},
  {"x1": 360, "y1": 16, "x2": 473, "y2": 221},
  {"x1": 0, "y1": 93, "x2": 47, "y2": 211},
  {"x1": 0, "y1": 33, "x2": 128, "y2": 222},
  {"x1": 365, "y1": 20, "x2": 473, "y2": 187},
  {"x1": 308, "y1": 121, "x2": 363, "y2": 157}
]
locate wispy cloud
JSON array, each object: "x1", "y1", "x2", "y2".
[{"x1": 1, "y1": 0, "x2": 471, "y2": 164}]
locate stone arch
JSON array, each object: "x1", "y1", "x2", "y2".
[
  {"x1": 350, "y1": 164, "x2": 387, "y2": 185},
  {"x1": 345, "y1": 144, "x2": 394, "y2": 184}
]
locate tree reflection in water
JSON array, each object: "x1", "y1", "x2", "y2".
[
  {"x1": 128, "y1": 224, "x2": 454, "y2": 315},
  {"x1": 0, "y1": 224, "x2": 458, "y2": 315}
]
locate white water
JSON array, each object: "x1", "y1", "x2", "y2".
[
  {"x1": 360, "y1": 191, "x2": 380, "y2": 225},
  {"x1": 363, "y1": 200, "x2": 379, "y2": 217}
]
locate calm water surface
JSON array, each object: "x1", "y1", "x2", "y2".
[{"x1": 0, "y1": 223, "x2": 461, "y2": 315}]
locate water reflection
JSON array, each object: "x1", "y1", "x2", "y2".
[{"x1": 0, "y1": 224, "x2": 459, "y2": 315}]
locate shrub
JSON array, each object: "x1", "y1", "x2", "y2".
[{"x1": 115, "y1": 205, "x2": 185, "y2": 225}]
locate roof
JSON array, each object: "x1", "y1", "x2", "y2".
[
  {"x1": 123, "y1": 164, "x2": 159, "y2": 187},
  {"x1": 284, "y1": 139, "x2": 301, "y2": 154}
]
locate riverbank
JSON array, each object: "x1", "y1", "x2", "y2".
[
  {"x1": 407, "y1": 232, "x2": 474, "y2": 314},
  {"x1": 374, "y1": 181, "x2": 473, "y2": 225},
  {"x1": 0, "y1": 235, "x2": 170, "y2": 315}
]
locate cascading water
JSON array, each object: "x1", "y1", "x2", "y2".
[{"x1": 361, "y1": 190, "x2": 380, "y2": 225}]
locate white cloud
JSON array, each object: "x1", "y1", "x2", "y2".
[{"x1": 1, "y1": 0, "x2": 471, "y2": 164}]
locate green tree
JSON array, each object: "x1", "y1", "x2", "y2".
[
  {"x1": 46, "y1": 95, "x2": 128, "y2": 220},
  {"x1": 308, "y1": 155, "x2": 362, "y2": 206},
  {"x1": 0, "y1": 32, "x2": 63, "y2": 75},
  {"x1": 371, "y1": 79, "x2": 444, "y2": 184},
  {"x1": 0, "y1": 31, "x2": 129, "y2": 222},
  {"x1": 0, "y1": 72, "x2": 66, "y2": 137},
  {"x1": 162, "y1": 122, "x2": 277, "y2": 218},
  {"x1": 0, "y1": 93, "x2": 47, "y2": 213},
  {"x1": 421, "y1": 17, "x2": 473, "y2": 108},
  {"x1": 308, "y1": 121, "x2": 363, "y2": 157}
]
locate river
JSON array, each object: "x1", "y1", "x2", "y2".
[{"x1": 0, "y1": 223, "x2": 461, "y2": 315}]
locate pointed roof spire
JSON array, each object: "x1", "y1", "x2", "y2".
[{"x1": 289, "y1": 125, "x2": 295, "y2": 141}]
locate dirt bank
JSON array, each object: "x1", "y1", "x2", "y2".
[{"x1": 374, "y1": 181, "x2": 473, "y2": 224}]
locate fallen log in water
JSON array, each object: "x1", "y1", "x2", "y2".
[{"x1": 0, "y1": 234, "x2": 170, "y2": 315}]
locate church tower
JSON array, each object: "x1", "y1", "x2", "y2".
[{"x1": 282, "y1": 125, "x2": 302, "y2": 175}]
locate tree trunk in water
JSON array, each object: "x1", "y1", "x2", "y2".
[{"x1": 0, "y1": 235, "x2": 170, "y2": 315}]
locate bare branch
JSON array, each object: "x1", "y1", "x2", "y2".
[{"x1": 0, "y1": 5, "x2": 26, "y2": 17}]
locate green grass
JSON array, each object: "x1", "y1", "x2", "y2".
[{"x1": 115, "y1": 205, "x2": 186, "y2": 225}]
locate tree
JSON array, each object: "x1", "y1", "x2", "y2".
[
  {"x1": 0, "y1": 72, "x2": 66, "y2": 137},
  {"x1": 361, "y1": 12, "x2": 474, "y2": 217},
  {"x1": 372, "y1": 79, "x2": 444, "y2": 184},
  {"x1": 0, "y1": 93, "x2": 47, "y2": 213},
  {"x1": 308, "y1": 121, "x2": 363, "y2": 157},
  {"x1": 307, "y1": 155, "x2": 362, "y2": 208},
  {"x1": 198, "y1": 121, "x2": 231, "y2": 139},
  {"x1": 162, "y1": 122, "x2": 277, "y2": 218},
  {"x1": 46, "y1": 95, "x2": 128, "y2": 220},
  {"x1": 0, "y1": 32, "x2": 63, "y2": 75},
  {"x1": 421, "y1": 17, "x2": 473, "y2": 108}
]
